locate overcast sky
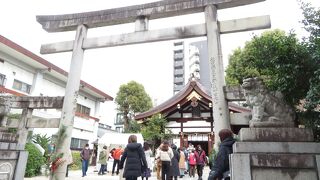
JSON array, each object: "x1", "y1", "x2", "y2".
[{"x1": 1, "y1": 0, "x2": 319, "y2": 125}]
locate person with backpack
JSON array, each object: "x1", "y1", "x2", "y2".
[{"x1": 155, "y1": 141, "x2": 174, "y2": 180}]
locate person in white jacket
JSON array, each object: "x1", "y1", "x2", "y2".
[
  {"x1": 155, "y1": 141, "x2": 173, "y2": 180},
  {"x1": 142, "y1": 142, "x2": 153, "y2": 180}
]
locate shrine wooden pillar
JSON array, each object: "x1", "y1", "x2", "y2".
[
  {"x1": 180, "y1": 132, "x2": 184, "y2": 148},
  {"x1": 179, "y1": 122, "x2": 189, "y2": 148}
]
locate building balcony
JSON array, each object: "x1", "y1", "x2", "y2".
[
  {"x1": 174, "y1": 69, "x2": 184, "y2": 75},
  {"x1": 174, "y1": 53, "x2": 184, "y2": 59},
  {"x1": 0, "y1": 86, "x2": 25, "y2": 96},
  {"x1": 75, "y1": 112, "x2": 100, "y2": 122},
  {"x1": 174, "y1": 61, "x2": 184, "y2": 68},
  {"x1": 174, "y1": 77, "x2": 184, "y2": 84},
  {"x1": 174, "y1": 85, "x2": 183, "y2": 91}
]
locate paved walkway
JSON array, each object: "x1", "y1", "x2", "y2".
[{"x1": 25, "y1": 166, "x2": 211, "y2": 180}]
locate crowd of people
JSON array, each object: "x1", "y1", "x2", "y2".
[
  {"x1": 75, "y1": 129, "x2": 235, "y2": 180},
  {"x1": 154, "y1": 141, "x2": 208, "y2": 180}
]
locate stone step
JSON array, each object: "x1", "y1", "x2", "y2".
[{"x1": 239, "y1": 128, "x2": 314, "y2": 142}]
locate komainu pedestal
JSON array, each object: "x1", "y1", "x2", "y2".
[
  {"x1": 230, "y1": 78, "x2": 320, "y2": 180},
  {"x1": 230, "y1": 128, "x2": 320, "y2": 180}
]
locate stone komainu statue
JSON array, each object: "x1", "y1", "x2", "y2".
[
  {"x1": 0, "y1": 97, "x2": 11, "y2": 127},
  {"x1": 242, "y1": 77, "x2": 296, "y2": 127}
]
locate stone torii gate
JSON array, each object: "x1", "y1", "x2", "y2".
[
  {"x1": 0, "y1": 96, "x2": 63, "y2": 180},
  {"x1": 36, "y1": 0, "x2": 270, "y2": 179}
]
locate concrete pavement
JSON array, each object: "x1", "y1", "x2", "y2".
[{"x1": 24, "y1": 166, "x2": 211, "y2": 180}]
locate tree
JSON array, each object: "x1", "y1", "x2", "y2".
[
  {"x1": 225, "y1": 26, "x2": 320, "y2": 140},
  {"x1": 299, "y1": 1, "x2": 320, "y2": 141},
  {"x1": 140, "y1": 114, "x2": 172, "y2": 149},
  {"x1": 115, "y1": 81, "x2": 153, "y2": 131},
  {"x1": 225, "y1": 29, "x2": 314, "y2": 106},
  {"x1": 127, "y1": 120, "x2": 141, "y2": 133},
  {"x1": 300, "y1": 1, "x2": 320, "y2": 110}
]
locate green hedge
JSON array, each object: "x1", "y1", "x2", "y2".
[
  {"x1": 70, "y1": 151, "x2": 82, "y2": 170},
  {"x1": 25, "y1": 143, "x2": 45, "y2": 177}
]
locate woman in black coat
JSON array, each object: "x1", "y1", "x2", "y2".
[
  {"x1": 170, "y1": 144, "x2": 180, "y2": 180},
  {"x1": 119, "y1": 135, "x2": 147, "y2": 180},
  {"x1": 208, "y1": 129, "x2": 235, "y2": 180}
]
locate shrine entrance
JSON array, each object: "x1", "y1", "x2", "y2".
[
  {"x1": 189, "y1": 141, "x2": 209, "y2": 155},
  {"x1": 36, "y1": 0, "x2": 270, "y2": 178},
  {"x1": 136, "y1": 79, "x2": 249, "y2": 154}
]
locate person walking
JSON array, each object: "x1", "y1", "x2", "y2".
[
  {"x1": 80, "y1": 144, "x2": 91, "y2": 177},
  {"x1": 188, "y1": 149, "x2": 196, "y2": 178},
  {"x1": 178, "y1": 148, "x2": 186, "y2": 178},
  {"x1": 112, "y1": 145, "x2": 123, "y2": 175},
  {"x1": 155, "y1": 141, "x2": 173, "y2": 180},
  {"x1": 208, "y1": 129, "x2": 235, "y2": 180},
  {"x1": 119, "y1": 135, "x2": 147, "y2": 180},
  {"x1": 194, "y1": 145, "x2": 207, "y2": 180},
  {"x1": 170, "y1": 144, "x2": 180, "y2": 180},
  {"x1": 98, "y1": 145, "x2": 108, "y2": 175},
  {"x1": 141, "y1": 142, "x2": 152, "y2": 180},
  {"x1": 155, "y1": 144, "x2": 163, "y2": 180},
  {"x1": 186, "y1": 143, "x2": 194, "y2": 174}
]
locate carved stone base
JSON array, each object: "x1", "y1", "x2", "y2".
[
  {"x1": 231, "y1": 128, "x2": 320, "y2": 180},
  {"x1": 239, "y1": 128, "x2": 314, "y2": 142},
  {"x1": 230, "y1": 153, "x2": 320, "y2": 180},
  {"x1": 249, "y1": 120, "x2": 295, "y2": 128}
]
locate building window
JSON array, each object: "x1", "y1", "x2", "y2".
[
  {"x1": 76, "y1": 104, "x2": 91, "y2": 116},
  {"x1": 70, "y1": 138, "x2": 88, "y2": 149},
  {"x1": 0, "y1": 74, "x2": 6, "y2": 86},
  {"x1": 12, "y1": 79, "x2": 31, "y2": 93},
  {"x1": 115, "y1": 113, "x2": 124, "y2": 125},
  {"x1": 116, "y1": 127, "x2": 123, "y2": 133}
]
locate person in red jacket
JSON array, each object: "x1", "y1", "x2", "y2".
[
  {"x1": 188, "y1": 150, "x2": 196, "y2": 178},
  {"x1": 194, "y1": 145, "x2": 207, "y2": 180},
  {"x1": 112, "y1": 145, "x2": 123, "y2": 175}
]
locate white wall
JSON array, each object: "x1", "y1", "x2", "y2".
[
  {"x1": 0, "y1": 55, "x2": 34, "y2": 93},
  {"x1": 1, "y1": 50, "x2": 102, "y2": 145},
  {"x1": 166, "y1": 121, "x2": 212, "y2": 134}
]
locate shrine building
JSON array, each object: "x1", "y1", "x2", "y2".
[{"x1": 135, "y1": 78, "x2": 249, "y2": 154}]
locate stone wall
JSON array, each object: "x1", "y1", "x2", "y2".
[{"x1": 0, "y1": 131, "x2": 28, "y2": 180}]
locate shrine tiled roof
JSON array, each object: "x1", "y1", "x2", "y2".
[{"x1": 135, "y1": 79, "x2": 249, "y2": 120}]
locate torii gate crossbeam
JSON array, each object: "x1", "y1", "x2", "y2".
[{"x1": 36, "y1": 0, "x2": 270, "y2": 179}]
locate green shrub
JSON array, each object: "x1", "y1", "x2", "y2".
[
  {"x1": 208, "y1": 148, "x2": 218, "y2": 169},
  {"x1": 70, "y1": 151, "x2": 82, "y2": 170},
  {"x1": 25, "y1": 143, "x2": 45, "y2": 177}
]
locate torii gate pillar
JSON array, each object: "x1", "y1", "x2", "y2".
[
  {"x1": 205, "y1": 5, "x2": 231, "y2": 148},
  {"x1": 52, "y1": 25, "x2": 88, "y2": 180}
]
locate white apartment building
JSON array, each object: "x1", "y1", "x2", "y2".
[
  {"x1": 173, "y1": 40, "x2": 211, "y2": 93},
  {"x1": 0, "y1": 35, "x2": 113, "y2": 150},
  {"x1": 173, "y1": 41, "x2": 185, "y2": 94}
]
